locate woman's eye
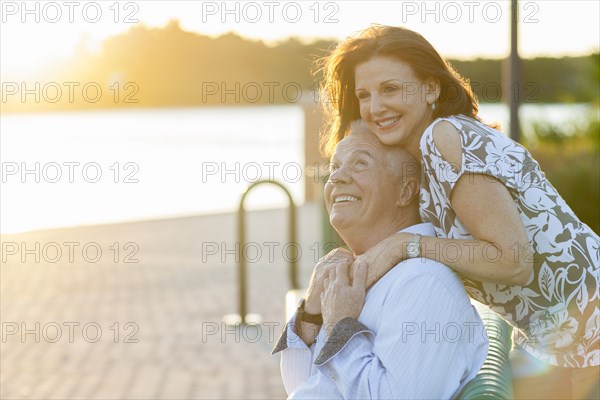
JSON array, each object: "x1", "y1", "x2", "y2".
[
  {"x1": 356, "y1": 92, "x2": 369, "y2": 100},
  {"x1": 383, "y1": 85, "x2": 398, "y2": 94}
]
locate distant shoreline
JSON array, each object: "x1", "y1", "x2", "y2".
[{"x1": 0, "y1": 205, "x2": 299, "y2": 237}]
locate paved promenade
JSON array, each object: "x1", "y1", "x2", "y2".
[{"x1": 1, "y1": 205, "x2": 322, "y2": 399}]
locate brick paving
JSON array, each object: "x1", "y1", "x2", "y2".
[{"x1": 1, "y1": 205, "x2": 321, "y2": 399}]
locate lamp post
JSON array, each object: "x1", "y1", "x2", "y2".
[{"x1": 506, "y1": 0, "x2": 521, "y2": 143}]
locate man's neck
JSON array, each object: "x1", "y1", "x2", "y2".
[{"x1": 341, "y1": 213, "x2": 421, "y2": 255}]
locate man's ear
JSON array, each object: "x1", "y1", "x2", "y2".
[{"x1": 396, "y1": 176, "x2": 420, "y2": 208}]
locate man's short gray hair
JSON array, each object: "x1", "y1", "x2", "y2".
[{"x1": 347, "y1": 120, "x2": 421, "y2": 182}]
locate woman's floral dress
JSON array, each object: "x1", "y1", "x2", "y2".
[{"x1": 419, "y1": 114, "x2": 599, "y2": 368}]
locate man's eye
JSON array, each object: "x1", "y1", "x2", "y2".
[{"x1": 354, "y1": 160, "x2": 368, "y2": 169}]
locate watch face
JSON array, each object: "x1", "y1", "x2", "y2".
[{"x1": 407, "y1": 243, "x2": 418, "y2": 257}]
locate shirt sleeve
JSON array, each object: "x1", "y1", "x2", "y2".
[
  {"x1": 314, "y1": 268, "x2": 486, "y2": 399},
  {"x1": 272, "y1": 312, "x2": 318, "y2": 396}
]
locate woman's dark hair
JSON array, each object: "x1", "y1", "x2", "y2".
[{"x1": 317, "y1": 25, "x2": 482, "y2": 156}]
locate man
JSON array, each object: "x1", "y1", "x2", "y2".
[{"x1": 271, "y1": 121, "x2": 488, "y2": 399}]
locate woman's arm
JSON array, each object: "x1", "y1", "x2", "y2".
[
  {"x1": 359, "y1": 174, "x2": 533, "y2": 287},
  {"x1": 358, "y1": 122, "x2": 534, "y2": 287},
  {"x1": 431, "y1": 172, "x2": 533, "y2": 285}
]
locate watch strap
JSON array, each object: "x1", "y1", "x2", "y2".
[{"x1": 298, "y1": 299, "x2": 323, "y2": 324}]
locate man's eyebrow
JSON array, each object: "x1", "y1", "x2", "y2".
[
  {"x1": 331, "y1": 145, "x2": 379, "y2": 162},
  {"x1": 349, "y1": 149, "x2": 376, "y2": 159}
]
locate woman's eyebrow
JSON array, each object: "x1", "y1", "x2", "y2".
[{"x1": 355, "y1": 79, "x2": 399, "y2": 91}]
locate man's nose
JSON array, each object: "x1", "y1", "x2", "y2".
[{"x1": 328, "y1": 165, "x2": 351, "y2": 184}]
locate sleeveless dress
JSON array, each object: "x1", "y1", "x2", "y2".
[{"x1": 418, "y1": 114, "x2": 599, "y2": 368}]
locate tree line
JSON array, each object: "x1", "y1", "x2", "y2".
[{"x1": 2, "y1": 20, "x2": 598, "y2": 112}]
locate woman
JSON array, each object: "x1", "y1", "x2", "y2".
[{"x1": 318, "y1": 25, "x2": 599, "y2": 399}]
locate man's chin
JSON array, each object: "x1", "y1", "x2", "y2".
[{"x1": 330, "y1": 216, "x2": 358, "y2": 236}]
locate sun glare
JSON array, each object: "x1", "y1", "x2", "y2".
[{"x1": 1, "y1": 1, "x2": 598, "y2": 80}]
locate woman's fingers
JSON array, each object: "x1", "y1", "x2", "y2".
[
  {"x1": 323, "y1": 247, "x2": 354, "y2": 264},
  {"x1": 352, "y1": 261, "x2": 368, "y2": 290}
]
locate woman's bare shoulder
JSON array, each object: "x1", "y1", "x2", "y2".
[{"x1": 431, "y1": 119, "x2": 462, "y2": 169}]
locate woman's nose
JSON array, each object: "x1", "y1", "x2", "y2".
[{"x1": 370, "y1": 94, "x2": 386, "y2": 116}]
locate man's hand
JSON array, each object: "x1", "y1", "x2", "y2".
[
  {"x1": 321, "y1": 261, "x2": 368, "y2": 336},
  {"x1": 304, "y1": 248, "x2": 354, "y2": 315}
]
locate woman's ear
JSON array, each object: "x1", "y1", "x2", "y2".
[
  {"x1": 397, "y1": 176, "x2": 420, "y2": 208},
  {"x1": 424, "y1": 78, "x2": 441, "y2": 105}
]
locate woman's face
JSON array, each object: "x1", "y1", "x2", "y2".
[{"x1": 354, "y1": 56, "x2": 438, "y2": 150}]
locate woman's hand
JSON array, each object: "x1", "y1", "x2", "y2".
[
  {"x1": 351, "y1": 232, "x2": 412, "y2": 289},
  {"x1": 304, "y1": 247, "x2": 355, "y2": 314}
]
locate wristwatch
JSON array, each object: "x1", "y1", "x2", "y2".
[
  {"x1": 406, "y1": 234, "x2": 422, "y2": 258},
  {"x1": 297, "y1": 299, "x2": 323, "y2": 324}
]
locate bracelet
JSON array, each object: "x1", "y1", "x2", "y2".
[{"x1": 298, "y1": 299, "x2": 323, "y2": 324}]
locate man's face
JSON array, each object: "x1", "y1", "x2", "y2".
[{"x1": 324, "y1": 131, "x2": 401, "y2": 234}]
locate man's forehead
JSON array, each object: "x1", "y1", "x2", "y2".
[{"x1": 333, "y1": 133, "x2": 385, "y2": 159}]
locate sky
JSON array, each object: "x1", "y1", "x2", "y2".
[{"x1": 1, "y1": 0, "x2": 599, "y2": 78}]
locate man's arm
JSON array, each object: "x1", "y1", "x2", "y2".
[
  {"x1": 317, "y1": 261, "x2": 487, "y2": 399},
  {"x1": 272, "y1": 248, "x2": 355, "y2": 396},
  {"x1": 272, "y1": 312, "x2": 317, "y2": 396}
]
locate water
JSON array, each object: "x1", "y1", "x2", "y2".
[
  {"x1": 0, "y1": 103, "x2": 593, "y2": 234},
  {"x1": 1, "y1": 106, "x2": 305, "y2": 233}
]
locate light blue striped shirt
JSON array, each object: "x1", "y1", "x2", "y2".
[{"x1": 273, "y1": 223, "x2": 488, "y2": 399}]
